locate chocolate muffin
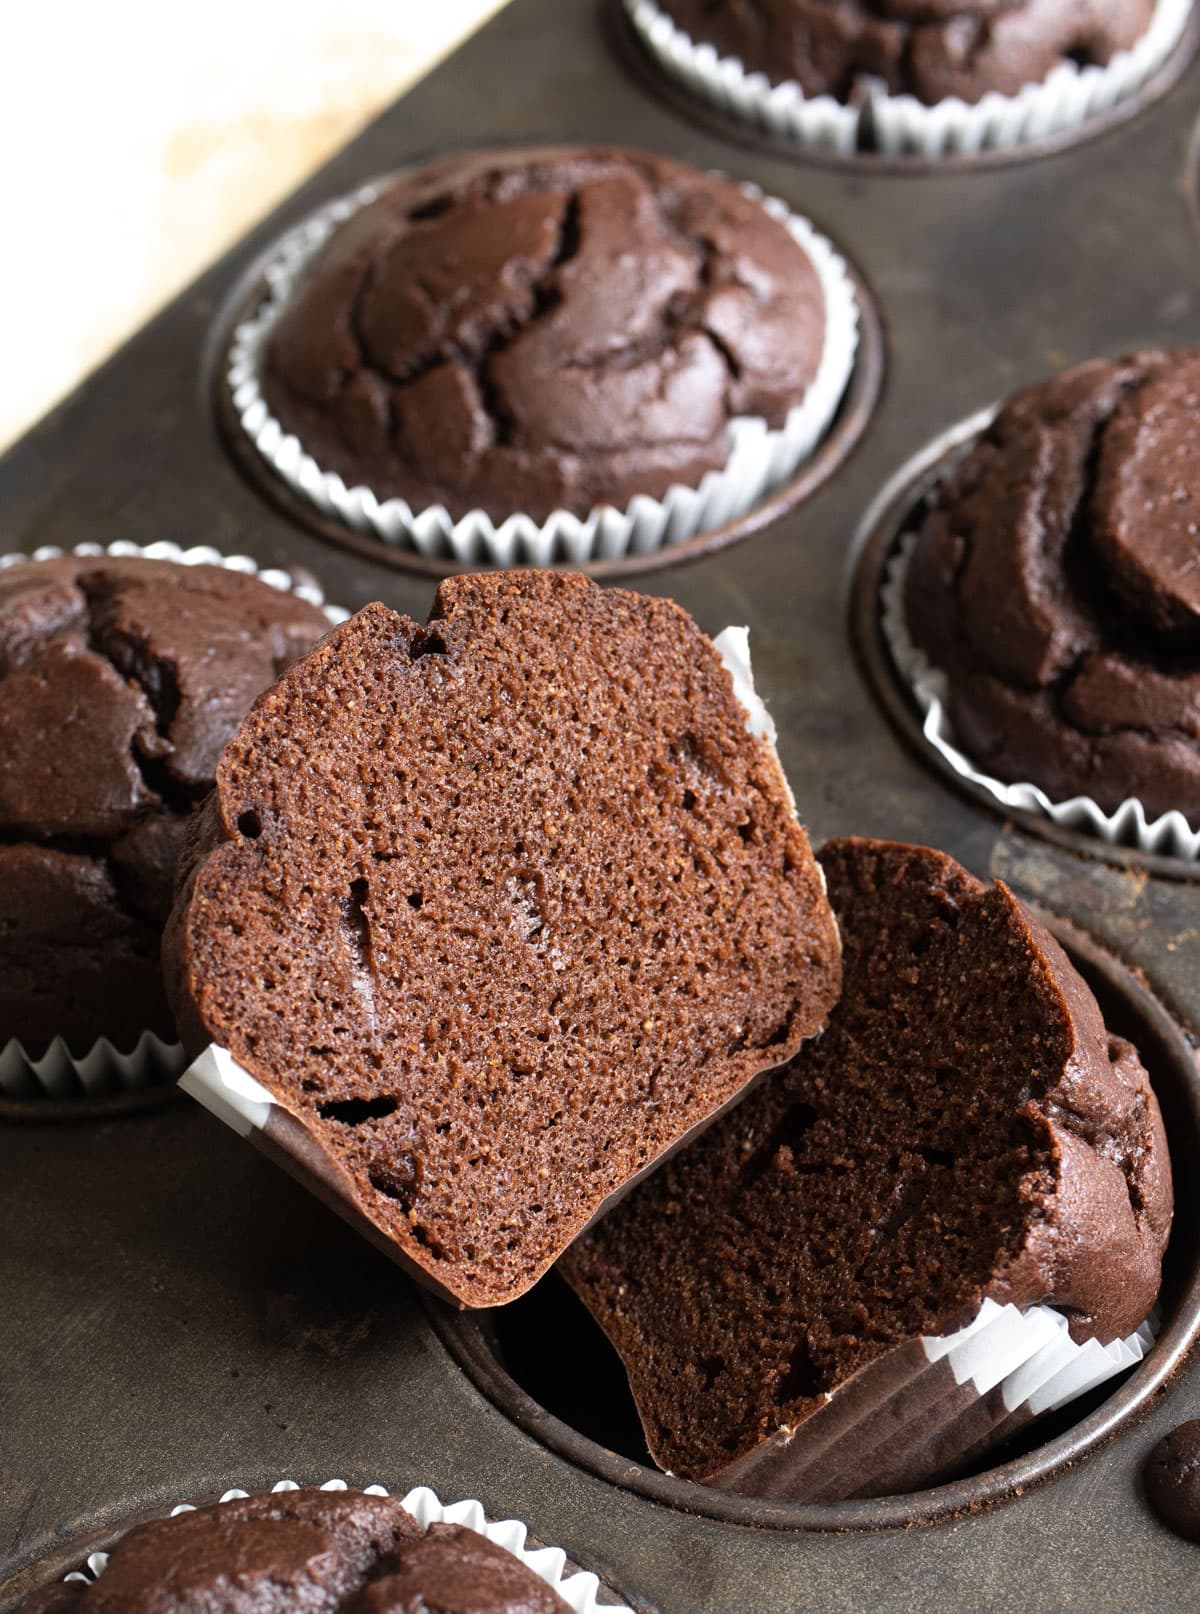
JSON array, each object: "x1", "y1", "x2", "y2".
[
  {"x1": 0, "y1": 555, "x2": 331, "y2": 1057},
  {"x1": 904, "y1": 350, "x2": 1200, "y2": 827},
  {"x1": 164, "y1": 570, "x2": 842, "y2": 1307},
  {"x1": 560, "y1": 838, "x2": 1172, "y2": 1497},
  {"x1": 657, "y1": 0, "x2": 1157, "y2": 106},
  {"x1": 16, "y1": 1488, "x2": 571, "y2": 1611},
  {"x1": 260, "y1": 146, "x2": 828, "y2": 524}
]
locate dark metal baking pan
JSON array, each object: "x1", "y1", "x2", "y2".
[{"x1": 3, "y1": 1, "x2": 1200, "y2": 1608}]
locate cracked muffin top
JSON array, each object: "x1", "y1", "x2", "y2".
[
  {"x1": 17, "y1": 1488, "x2": 572, "y2": 1612},
  {"x1": 904, "y1": 350, "x2": 1200, "y2": 827},
  {"x1": 260, "y1": 146, "x2": 827, "y2": 523},
  {"x1": 0, "y1": 555, "x2": 330, "y2": 1054},
  {"x1": 657, "y1": 0, "x2": 1157, "y2": 107}
]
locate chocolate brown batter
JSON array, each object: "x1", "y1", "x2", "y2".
[
  {"x1": 561, "y1": 837, "x2": 1172, "y2": 1484},
  {"x1": 262, "y1": 147, "x2": 827, "y2": 523},
  {"x1": 0, "y1": 556, "x2": 329, "y2": 1054},
  {"x1": 165, "y1": 571, "x2": 842, "y2": 1307}
]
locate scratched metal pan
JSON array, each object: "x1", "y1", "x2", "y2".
[{"x1": 2, "y1": 2, "x2": 1200, "y2": 1609}]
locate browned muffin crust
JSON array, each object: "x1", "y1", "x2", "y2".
[
  {"x1": 15, "y1": 1491, "x2": 571, "y2": 1612},
  {"x1": 905, "y1": 350, "x2": 1200, "y2": 827},
  {"x1": 561, "y1": 838, "x2": 1172, "y2": 1485},
  {"x1": 658, "y1": 0, "x2": 1156, "y2": 107},
  {"x1": 0, "y1": 556, "x2": 330, "y2": 1055},
  {"x1": 347, "y1": 1524, "x2": 570, "y2": 1613},
  {"x1": 261, "y1": 146, "x2": 827, "y2": 523},
  {"x1": 164, "y1": 571, "x2": 841, "y2": 1307}
]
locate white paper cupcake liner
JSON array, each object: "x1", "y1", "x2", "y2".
[
  {"x1": 59, "y1": 1477, "x2": 631, "y2": 1611},
  {"x1": 711, "y1": 1294, "x2": 1159, "y2": 1499},
  {"x1": 227, "y1": 178, "x2": 860, "y2": 566},
  {"x1": 880, "y1": 535, "x2": 1200, "y2": 861},
  {"x1": 0, "y1": 539, "x2": 348, "y2": 1103},
  {"x1": 924, "y1": 1297, "x2": 1157, "y2": 1416},
  {"x1": 626, "y1": 0, "x2": 1191, "y2": 157},
  {"x1": 625, "y1": 0, "x2": 861, "y2": 152}
]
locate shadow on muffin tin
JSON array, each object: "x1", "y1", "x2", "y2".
[
  {"x1": 0, "y1": 1080, "x2": 181, "y2": 1126},
  {"x1": 849, "y1": 413, "x2": 1200, "y2": 886},
  {"x1": 429, "y1": 912, "x2": 1200, "y2": 1531},
  {"x1": 606, "y1": 0, "x2": 1200, "y2": 174},
  {"x1": 209, "y1": 203, "x2": 885, "y2": 583}
]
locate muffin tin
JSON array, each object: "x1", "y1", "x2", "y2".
[{"x1": 3, "y1": 0, "x2": 1200, "y2": 1607}]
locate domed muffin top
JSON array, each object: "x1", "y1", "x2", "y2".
[
  {"x1": 904, "y1": 350, "x2": 1200, "y2": 826},
  {"x1": 658, "y1": 0, "x2": 1156, "y2": 107},
  {"x1": 17, "y1": 1488, "x2": 571, "y2": 1612},
  {"x1": 0, "y1": 555, "x2": 330, "y2": 1052},
  {"x1": 261, "y1": 146, "x2": 828, "y2": 523}
]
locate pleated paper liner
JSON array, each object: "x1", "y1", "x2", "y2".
[
  {"x1": 709, "y1": 1299, "x2": 1157, "y2": 1501},
  {"x1": 0, "y1": 540, "x2": 348, "y2": 1105},
  {"x1": 54, "y1": 1478, "x2": 632, "y2": 1612},
  {"x1": 225, "y1": 176, "x2": 860, "y2": 567},
  {"x1": 625, "y1": 0, "x2": 1193, "y2": 157},
  {"x1": 880, "y1": 535, "x2": 1200, "y2": 863}
]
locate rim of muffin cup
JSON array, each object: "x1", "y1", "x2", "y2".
[
  {"x1": 616, "y1": 0, "x2": 1198, "y2": 166},
  {"x1": 13, "y1": 1478, "x2": 633, "y2": 1612},
  {"x1": 214, "y1": 167, "x2": 883, "y2": 578},
  {"x1": 0, "y1": 540, "x2": 347, "y2": 1115},
  {"x1": 425, "y1": 908, "x2": 1200, "y2": 1529},
  {"x1": 848, "y1": 409, "x2": 1200, "y2": 882}
]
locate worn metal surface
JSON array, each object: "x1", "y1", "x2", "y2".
[{"x1": 2, "y1": 0, "x2": 1200, "y2": 1607}]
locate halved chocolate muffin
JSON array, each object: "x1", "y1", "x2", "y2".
[
  {"x1": 657, "y1": 0, "x2": 1158, "y2": 106},
  {"x1": 560, "y1": 837, "x2": 1172, "y2": 1498},
  {"x1": 16, "y1": 1488, "x2": 571, "y2": 1612},
  {"x1": 260, "y1": 146, "x2": 829, "y2": 524},
  {"x1": 0, "y1": 554, "x2": 331, "y2": 1057},
  {"x1": 904, "y1": 350, "x2": 1200, "y2": 827},
  {"x1": 164, "y1": 571, "x2": 842, "y2": 1307}
]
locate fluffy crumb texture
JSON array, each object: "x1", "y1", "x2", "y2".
[
  {"x1": 906, "y1": 349, "x2": 1200, "y2": 826},
  {"x1": 660, "y1": 0, "x2": 1156, "y2": 106},
  {"x1": 15, "y1": 1490, "x2": 570, "y2": 1613},
  {"x1": 165, "y1": 571, "x2": 841, "y2": 1307},
  {"x1": 561, "y1": 837, "x2": 1172, "y2": 1482},
  {"x1": 262, "y1": 145, "x2": 826, "y2": 522},
  {"x1": 0, "y1": 556, "x2": 329, "y2": 1054}
]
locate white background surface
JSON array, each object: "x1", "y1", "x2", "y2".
[{"x1": 0, "y1": 3, "x2": 505, "y2": 452}]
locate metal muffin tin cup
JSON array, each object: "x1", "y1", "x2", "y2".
[
  {"x1": 428, "y1": 911, "x2": 1200, "y2": 1529},
  {"x1": 211, "y1": 166, "x2": 884, "y2": 581},
  {"x1": 849, "y1": 415, "x2": 1200, "y2": 885},
  {"x1": 5, "y1": 0, "x2": 1200, "y2": 1607}
]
